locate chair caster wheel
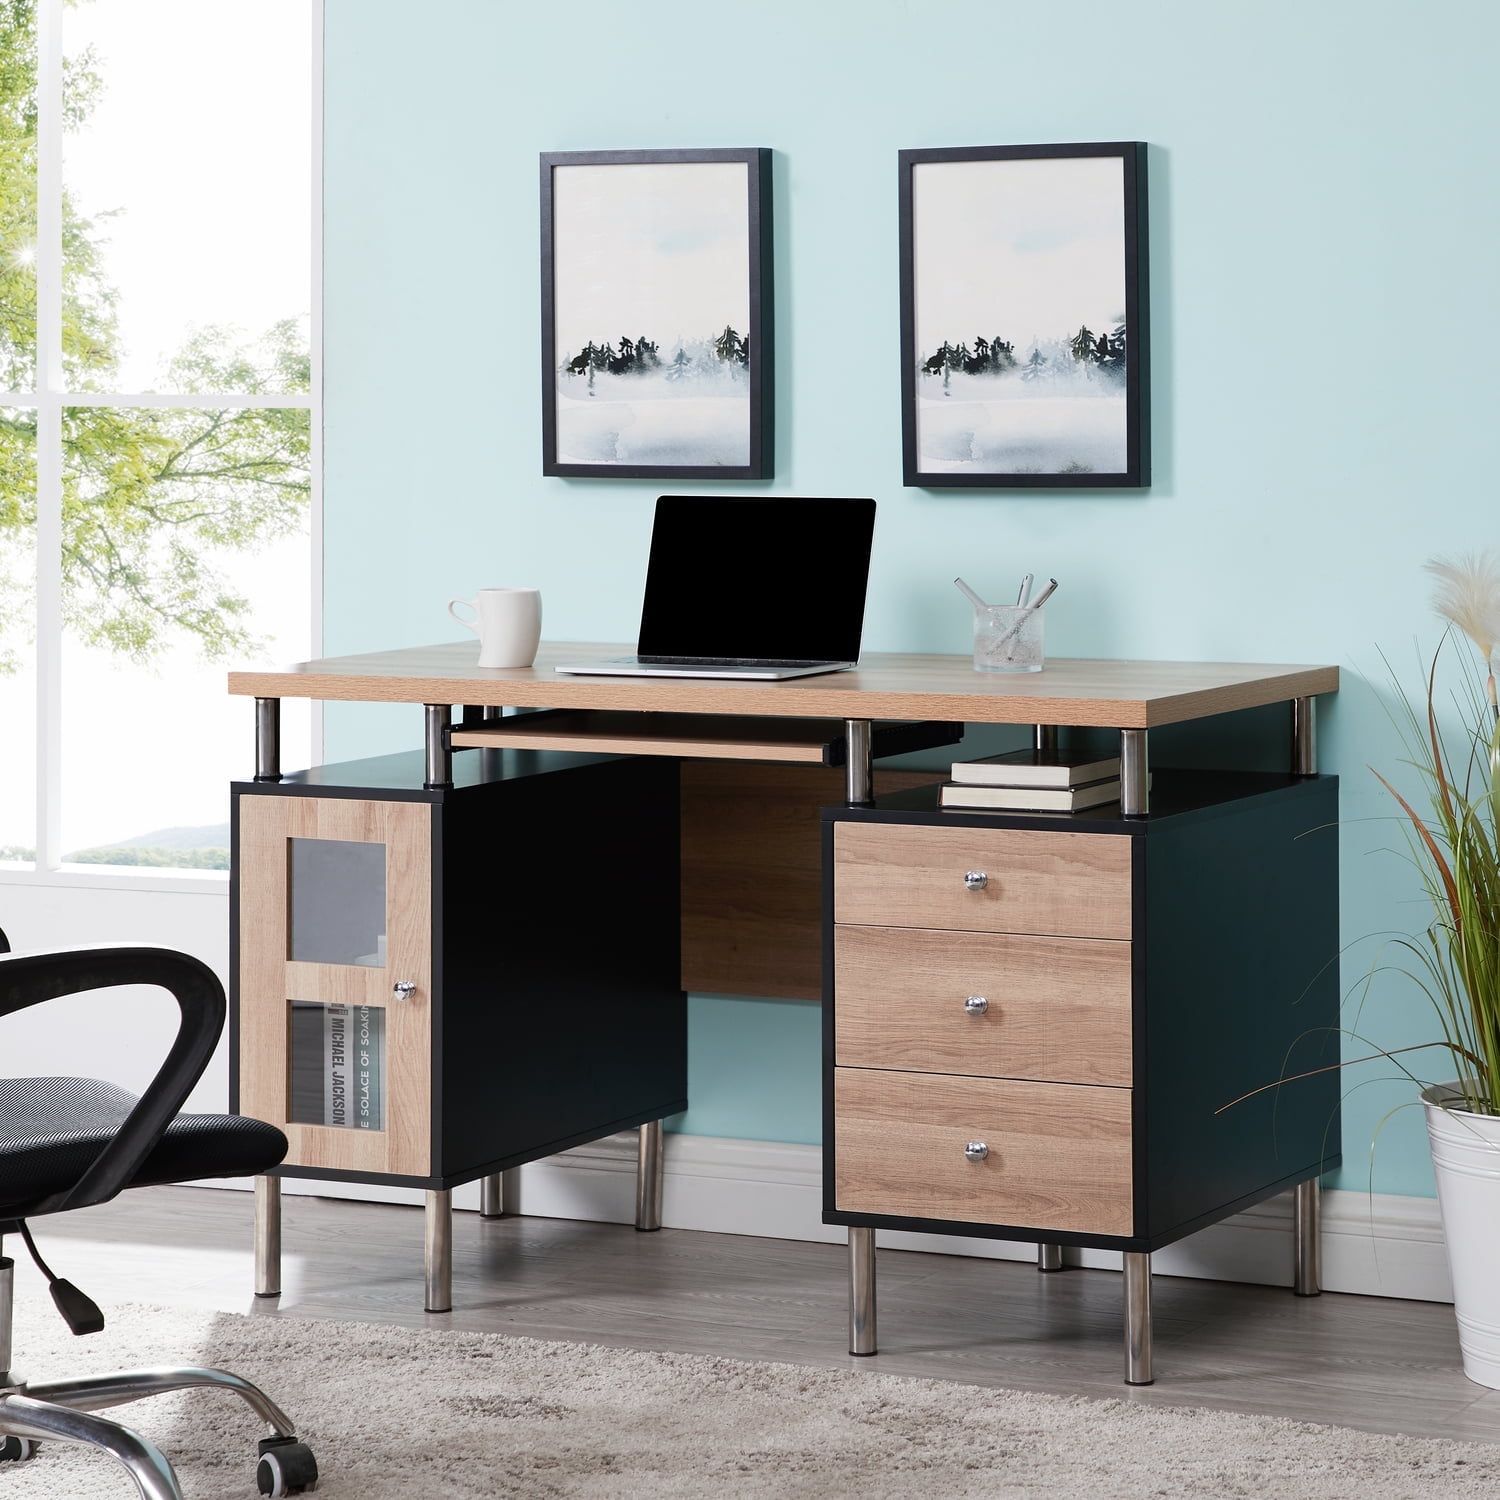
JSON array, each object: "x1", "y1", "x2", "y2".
[
  {"x1": 256, "y1": 1438, "x2": 318, "y2": 1495},
  {"x1": 0, "y1": 1435, "x2": 36, "y2": 1462}
]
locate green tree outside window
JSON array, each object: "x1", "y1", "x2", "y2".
[{"x1": 0, "y1": 0, "x2": 311, "y2": 676}]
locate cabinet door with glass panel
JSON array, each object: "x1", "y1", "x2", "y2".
[{"x1": 237, "y1": 795, "x2": 432, "y2": 1178}]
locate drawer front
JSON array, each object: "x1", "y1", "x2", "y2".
[
  {"x1": 833, "y1": 1068, "x2": 1134, "y2": 1236},
  {"x1": 833, "y1": 822, "x2": 1132, "y2": 940},
  {"x1": 834, "y1": 925, "x2": 1132, "y2": 1086}
]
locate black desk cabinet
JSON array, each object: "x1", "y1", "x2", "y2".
[
  {"x1": 230, "y1": 748, "x2": 684, "y2": 1308},
  {"x1": 822, "y1": 771, "x2": 1340, "y2": 1382}
]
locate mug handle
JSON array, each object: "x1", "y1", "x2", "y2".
[{"x1": 448, "y1": 597, "x2": 480, "y2": 635}]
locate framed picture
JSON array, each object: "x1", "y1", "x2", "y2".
[
  {"x1": 899, "y1": 142, "x2": 1149, "y2": 488},
  {"x1": 541, "y1": 148, "x2": 773, "y2": 480}
]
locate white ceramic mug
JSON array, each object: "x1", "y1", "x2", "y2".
[{"x1": 448, "y1": 587, "x2": 542, "y2": 669}]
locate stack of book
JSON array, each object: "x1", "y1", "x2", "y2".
[{"x1": 939, "y1": 748, "x2": 1145, "y2": 813}]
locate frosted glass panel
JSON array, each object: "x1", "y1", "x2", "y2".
[
  {"x1": 61, "y1": 408, "x2": 312, "y2": 867},
  {"x1": 287, "y1": 837, "x2": 386, "y2": 966},
  {"x1": 287, "y1": 1001, "x2": 386, "y2": 1132},
  {"x1": 62, "y1": 0, "x2": 312, "y2": 392},
  {"x1": 0, "y1": 411, "x2": 36, "y2": 864}
]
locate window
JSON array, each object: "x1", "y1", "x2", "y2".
[{"x1": 0, "y1": 0, "x2": 318, "y2": 876}]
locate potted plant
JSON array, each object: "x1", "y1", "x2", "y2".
[{"x1": 1380, "y1": 553, "x2": 1500, "y2": 1388}]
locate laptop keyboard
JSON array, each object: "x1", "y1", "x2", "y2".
[{"x1": 636, "y1": 656, "x2": 830, "y2": 668}]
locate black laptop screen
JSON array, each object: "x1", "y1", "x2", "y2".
[{"x1": 636, "y1": 496, "x2": 876, "y2": 663}]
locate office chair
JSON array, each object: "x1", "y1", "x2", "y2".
[{"x1": 0, "y1": 928, "x2": 320, "y2": 1498}]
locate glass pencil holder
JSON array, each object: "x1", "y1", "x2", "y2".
[{"x1": 973, "y1": 604, "x2": 1044, "y2": 674}]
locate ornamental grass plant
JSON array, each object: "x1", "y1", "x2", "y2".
[{"x1": 1375, "y1": 553, "x2": 1500, "y2": 1115}]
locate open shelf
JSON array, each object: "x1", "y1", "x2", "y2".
[{"x1": 449, "y1": 710, "x2": 961, "y2": 766}]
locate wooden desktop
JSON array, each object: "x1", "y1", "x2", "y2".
[{"x1": 228, "y1": 642, "x2": 1338, "y2": 1383}]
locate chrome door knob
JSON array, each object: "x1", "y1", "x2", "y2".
[
  {"x1": 963, "y1": 870, "x2": 988, "y2": 891},
  {"x1": 964, "y1": 1141, "x2": 989, "y2": 1162},
  {"x1": 963, "y1": 995, "x2": 989, "y2": 1016},
  {"x1": 391, "y1": 980, "x2": 416, "y2": 1002}
]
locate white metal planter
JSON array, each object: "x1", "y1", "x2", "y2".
[{"x1": 1424, "y1": 1083, "x2": 1500, "y2": 1389}]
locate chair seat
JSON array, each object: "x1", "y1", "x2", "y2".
[{"x1": 0, "y1": 1077, "x2": 287, "y2": 1220}]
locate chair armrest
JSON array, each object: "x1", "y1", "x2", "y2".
[{"x1": 0, "y1": 944, "x2": 226, "y2": 1215}]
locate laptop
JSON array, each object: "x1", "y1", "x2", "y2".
[{"x1": 555, "y1": 495, "x2": 876, "y2": 680}]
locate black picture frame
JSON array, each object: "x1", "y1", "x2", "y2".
[
  {"x1": 540, "y1": 147, "x2": 773, "y2": 480},
  {"x1": 898, "y1": 142, "x2": 1149, "y2": 489}
]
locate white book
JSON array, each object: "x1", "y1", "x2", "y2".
[
  {"x1": 940, "y1": 775, "x2": 1148, "y2": 813},
  {"x1": 951, "y1": 748, "x2": 1123, "y2": 789}
]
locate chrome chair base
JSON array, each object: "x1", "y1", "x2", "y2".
[{"x1": 0, "y1": 1364, "x2": 308, "y2": 1499}]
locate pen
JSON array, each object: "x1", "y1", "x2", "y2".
[
  {"x1": 954, "y1": 577, "x2": 989, "y2": 611},
  {"x1": 993, "y1": 579, "x2": 1059, "y2": 650},
  {"x1": 1015, "y1": 573, "x2": 1033, "y2": 607},
  {"x1": 1026, "y1": 578, "x2": 1058, "y2": 612}
]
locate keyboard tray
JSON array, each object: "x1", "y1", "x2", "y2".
[{"x1": 449, "y1": 710, "x2": 962, "y2": 766}]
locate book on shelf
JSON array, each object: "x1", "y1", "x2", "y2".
[
  {"x1": 288, "y1": 1001, "x2": 387, "y2": 1132},
  {"x1": 940, "y1": 774, "x2": 1149, "y2": 813},
  {"x1": 950, "y1": 747, "x2": 1122, "y2": 788}
]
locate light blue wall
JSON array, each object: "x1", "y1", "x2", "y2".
[{"x1": 323, "y1": 0, "x2": 1500, "y2": 1193}]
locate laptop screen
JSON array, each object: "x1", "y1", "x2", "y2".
[{"x1": 637, "y1": 496, "x2": 876, "y2": 663}]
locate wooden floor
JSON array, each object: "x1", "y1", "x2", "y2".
[{"x1": 21, "y1": 1185, "x2": 1500, "y2": 1444}]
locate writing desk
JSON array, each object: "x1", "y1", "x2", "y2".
[
  {"x1": 229, "y1": 643, "x2": 1338, "y2": 1381},
  {"x1": 230, "y1": 639, "x2": 1336, "y2": 751}
]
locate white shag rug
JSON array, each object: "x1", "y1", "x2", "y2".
[{"x1": 1, "y1": 1298, "x2": 1497, "y2": 1498}]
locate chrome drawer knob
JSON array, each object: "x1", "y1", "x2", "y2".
[
  {"x1": 963, "y1": 870, "x2": 988, "y2": 891},
  {"x1": 964, "y1": 1141, "x2": 989, "y2": 1162},
  {"x1": 391, "y1": 980, "x2": 416, "y2": 1002},
  {"x1": 963, "y1": 995, "x2": 989, "y2": 1016}
]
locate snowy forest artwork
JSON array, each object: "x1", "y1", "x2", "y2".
[
  {"x1": 542, "y1": 151, "x2": 769, "y2": 477},
  {"x1": 901, "y1": 146, "x2": 1148, "y2": 487}
]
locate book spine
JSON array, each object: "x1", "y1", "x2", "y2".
[{"x1": 942, "y1": 791, "x2": 1070, "y2": 811}]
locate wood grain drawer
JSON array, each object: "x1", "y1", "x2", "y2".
[
  {"x1": 833, "y1": 822, "x2": 1132, "y2": 940},
  {"x1": 833, "y1": 1068, "x2": 1134, "y2": 1235},
  {"x1": 834, "y1": 925, "x2": 1132, "y2": 1085}
]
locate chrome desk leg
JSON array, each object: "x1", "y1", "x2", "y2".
[
  {"x1": 636, "y1": 1120, "x2": 664, "y2": 1231},
  {"x1": 425, "y1": 1189, "x2": 452, "y2": 1312},
  {"x1": 0, "y1": 1393, "x2": 184, "y2": 1500},
  {"x1": 1037, "y1": 1243, "x2": 1064, "y2": 1273},
  {"x1": 1123, "y1": 1251, "x2": 1153, "y2": 1385},
  {"x1": 844, "y1": 719, "x2": 874, "y2": 806},
  {"x1": 1120, "y1": 729, "x2": 1149, "y2": 817},
  {"x1": 478, "y1": 704, "x2": 505, "y2": 779},
  {"x1": 1290, "y1": 704, "x2": 1324, "y2": 1290},
  {"x1": 849, "y1": 1227, "x2": 877, "y2": 1356},
  {"x1": 253, "y1": 1176, "x2": 280, "y2": 1298},
  {"x1": 424, "y1": 703, "x2": 452, "y2": 788},
  {"x1": 1292, "y1": 696, "x2": 1317, "y2": 776},
  {"x1": 1294, "y1": 1179, "x2": 1322, "y2": 1296},
  {"x1": 0, "y1": 1249, "x2": 13, "y2": 1382},
  {"x1": 253, "y1": 697, "x2": 280, "y2": 781},
  {"x1": 1033, "y1": 724, "x2": 1059, "y2": 755},
  {"x1": 1290, "y1": 695, "x2": 1325, "y2": 1285},
  {"x1": 480, "y1": 1172, "x2": 505, "y2": 1219}
]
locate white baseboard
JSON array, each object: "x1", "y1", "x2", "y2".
[{"x1": 223, "y1": 1132, "x2": 1453, "y2": 1304}]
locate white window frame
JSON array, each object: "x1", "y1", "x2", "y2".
[{"x1": 0, "y1": 0, "x2": 323, "y2": 894}]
